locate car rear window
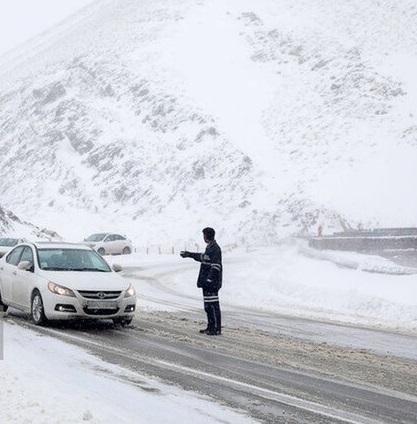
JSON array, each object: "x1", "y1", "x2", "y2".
[{"x1": 85, "y1": 234, "x2": 106, "y2": 242}]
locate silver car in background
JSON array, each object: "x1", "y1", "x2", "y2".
[{"x1": 83, "y1": 233, "x2": 133, "y2": 256}]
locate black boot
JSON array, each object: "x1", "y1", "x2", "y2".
[{"x1": 205, "y1": 330, "x2": 220, "y2": 336}]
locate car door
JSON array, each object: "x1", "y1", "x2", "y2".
[
  {"x1": 13, "y1": 246, "x2": 35, "y2": 309},
  {"x1": 0, "y1": 246, "x2": 24, "y2": 304},
  {"x1": 104, "y1": 234, "x2": 117, "y2": 254},
  {"x1": 113, "y1": 235, "x2": 125, "y2": 254}
]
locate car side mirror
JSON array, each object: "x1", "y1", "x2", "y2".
[
  {"x1": 112, "y1": 264, "x2": 122, "y2": 273},
  {"x1": 18, "y1": 261, "x2": 33, "y2": 272}
]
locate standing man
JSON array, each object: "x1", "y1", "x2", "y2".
[{"x1": 180, "y1": 227, "x2": 222, "y2": 336}]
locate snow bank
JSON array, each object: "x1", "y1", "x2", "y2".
[
  {"x1": 221, "y1": 245, "x2": 417, "y2": 331},
  {"x1": 300, "y1": 244, "x2": 417, "y2": 275},
  {"x1": 0, "y1": 322, "x2": 255, "y2": 424}
]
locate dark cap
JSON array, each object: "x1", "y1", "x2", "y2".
[{"x1": 202, "y1": 227, "x2": 215, "y2": 241}]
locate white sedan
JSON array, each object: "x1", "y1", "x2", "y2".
[
  {"x1": 0, "y1": 242, "x2": 136, "y2": 326},
  {"x1": 83, "y1": 233, "x2": 133, "y2": 256}
]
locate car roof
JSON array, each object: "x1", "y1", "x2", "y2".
[{"x1": 32, "y1": 242, "x2": 92, "y2": 250}]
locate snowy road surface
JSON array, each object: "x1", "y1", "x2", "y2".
[
  {"x1": 1, "y1": 256, "x2": 417, "y2": 423},
  {"x1": 112, "y1": 245, "x2": 417, "y2": 332},
  {"x1": 122, "y1": 260, "x2": 417, "y2": 361},
  {"x1": 0, "y1": 321, "x2": 256, "y2": 424},
  {"x1": 4, "y1": 312, "x2": 417, "y2": 424}
]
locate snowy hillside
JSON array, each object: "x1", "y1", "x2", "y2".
[
  {"x1": 0, "y1": 205, "x2": 60, "y2": 239},
  {"x1": 0, "y1": 0, "x2": 416, "y2": 244}
]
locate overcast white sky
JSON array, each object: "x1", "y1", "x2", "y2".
[{"x1": 0, "y1": 0, "x2": 93, "y2": 56}]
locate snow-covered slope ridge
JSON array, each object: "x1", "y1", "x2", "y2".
[
  {"x1": 0, "y1": 0, "x2": 416, "y2": 243},
  {"x1": 0, "y1": 205, "x2": 60, "y2": 240}
]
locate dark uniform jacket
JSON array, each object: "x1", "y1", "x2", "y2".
[{"x1": 188, "y1": 241, "x2": 222, "y2": 291}]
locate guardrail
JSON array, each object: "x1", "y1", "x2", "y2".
[
  {"x1": 332, "y1": 227, "x2": 417, "y2": 237},
  {"x1": 309, "y1": 235, "x2": 417, "y2": 252}
]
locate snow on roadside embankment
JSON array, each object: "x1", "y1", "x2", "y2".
[
  {"x1": 0, "y1": 322, "x2": 256, "y2": 424},
  {"x1": 111, "y1": 244, "x2": 417, "y2": 332},
  {"x1": 0, "y1": 205, "x2": 60, "y2": 240}
]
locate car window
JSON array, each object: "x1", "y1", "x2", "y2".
[
  {"x1": 85, "y1": 233, "x2": 106, "y2": 242},
  {"x1": 37, "y1": 249, "x2": 111, "y2": 272},
  {"x1": 6, "y1": 246, "x2": 25, "y2": 266},
  {"x1": 20, "y1": 247, "x2": 34, "y2": 264},
  {"x1": 105, "y1": 235, "x2": 116, "y2": 242},
  {"x1": 116, "y1": 235, "x2": 126, "y2": 241}
]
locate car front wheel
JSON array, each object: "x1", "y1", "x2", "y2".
[
  {"x1": 122, "y1": 247, "x2": 131, "y2": 255},
  {"x1": 31, "y1": 291, "x2": 48, "y2": 326}
]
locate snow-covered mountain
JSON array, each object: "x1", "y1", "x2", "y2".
[
  {"x1": 0, "y1": 205, "x2": 60, "y2": 240},
  {"x1": 0, "y1": 0, "x2": 416, "y2": 244}
]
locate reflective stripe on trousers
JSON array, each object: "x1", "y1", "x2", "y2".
[{"x1": 203, "y1": 290, "x2": 221, "y2": 332}]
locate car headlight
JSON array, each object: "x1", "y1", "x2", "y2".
[
  {"x1": 48, "y1": 282, "x2": 75, "y2": 297},
  {"x1": 124, "y1": 284, "x2": 136, "y2": 298}
]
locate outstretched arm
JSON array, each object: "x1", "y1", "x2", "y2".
[{"x1": 180, "y1": 251, "x2": 204, "y2": 262}]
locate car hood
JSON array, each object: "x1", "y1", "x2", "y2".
[{"x1": 38, "y1": 271, "x2": 129, "y2": 291}]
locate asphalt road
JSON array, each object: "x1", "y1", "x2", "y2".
[{"x1": 5, "y1": 263, "x2": 417, "y2": 424}]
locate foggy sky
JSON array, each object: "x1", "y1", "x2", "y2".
[{"x1": 0, "y1": 0, "x2": 93, "y2": 56}]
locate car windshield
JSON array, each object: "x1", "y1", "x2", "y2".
[
  {"x1": 38, "y1": 249, "x2": 112, "y2": 272},
  {"x1": 0, "y1": 238, "x2": 18, "y2": 247},
  {"x1": 85, "y1": 233, "x2": 107, "y2": 242}
]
